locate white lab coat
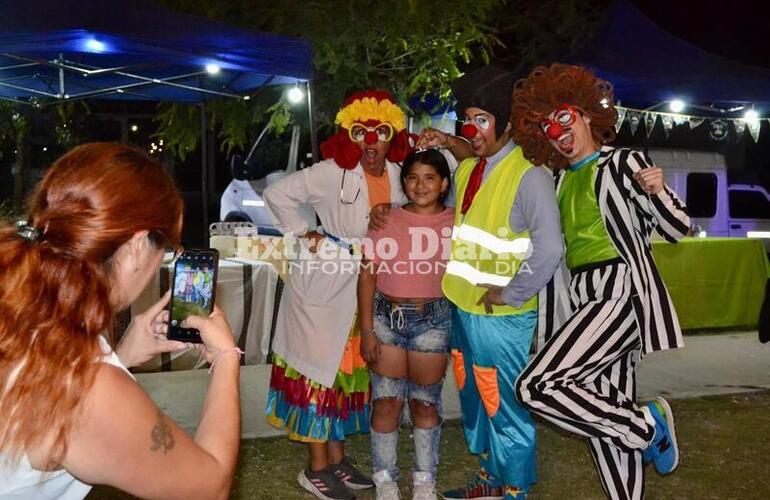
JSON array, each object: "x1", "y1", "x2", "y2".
[{"x1": 264, "y1": 159, "x2": 407, "y2": 387}]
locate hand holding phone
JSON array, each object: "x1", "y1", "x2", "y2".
[{"x1": 168, "y1": 249, "x2": 219, "y2": 343}]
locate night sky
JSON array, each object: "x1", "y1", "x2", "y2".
[{"x1": 634, "y1": 0, "x2": 770, "y2": 70}]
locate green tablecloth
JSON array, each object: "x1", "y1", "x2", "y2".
[{"x1": 651, "y1": 237, "x2": 769, "y2": 330}]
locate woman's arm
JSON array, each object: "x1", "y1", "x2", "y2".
[
  {"x1": 60, "y1": 311, "x2": 240, "y2": 500},
  {"x1": 264, "y1": 165, "x2": 325, "y2": 236},
  {"x1": 357, "y1": 258, "x2": 381, "y2": 365}
]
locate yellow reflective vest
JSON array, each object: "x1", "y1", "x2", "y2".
[{"x1": 442, "y1": 146, "x2": 538, "y2": 315}]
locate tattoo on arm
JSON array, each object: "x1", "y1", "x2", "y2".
[{"x1": 150, "y1": 408, "x2": 175, "y2": 454}]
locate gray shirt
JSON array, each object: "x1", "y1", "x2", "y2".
[{"x1": 447, "y1": 141, "x2": 563, "y2": 308}]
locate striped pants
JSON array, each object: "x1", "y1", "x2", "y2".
[{"x1": 517, "y1": 260, "x2": 656, "y2": 500}]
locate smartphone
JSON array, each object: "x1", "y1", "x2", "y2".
[{"x1": 167, "y1": 249, "x2": 219, "y2": 343}]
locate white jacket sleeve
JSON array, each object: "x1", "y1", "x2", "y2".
[{"x1": 264, "y1": 165, "x2": 324, "y2": 235}]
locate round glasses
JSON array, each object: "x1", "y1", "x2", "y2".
[
  {"x1": 348, "y1": 122, "x2": 395, "y2": 143},
  {"x1": 540, "y1": 104, "x2": 578, "y2": 139}
]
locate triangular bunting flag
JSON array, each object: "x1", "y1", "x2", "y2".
[
  {"x1": 746, "y1": 119, "x2": 761, "y2": 143},
  {"x1": 615, "y1": 108, "x2": 627, "y2": 132},
  {"x1": 644, "y1": 112, "x2": 658, "y2": 137},
  {"x1": 628, "y1": 111, "x2": 642, "y2": 135},
  {"x1": 661, "y1": 115, "x2": 674, "y2": 139},
  {"x1": 672, "y1": 114, "x2": 688, "y2": 128},
  {"x1": 709, "y1": 119, "x2": 729, "y2": 141}
]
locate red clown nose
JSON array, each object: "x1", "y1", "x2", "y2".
[
  {"x1": 460, "y1": 123, "x2": 478, "y2": 139},
  {"x1": 364, "y1": 131, "x2": 379, "y2": 145},
  {"x1": 546, "y1": 122, "x2": 564, "y2": 140}
]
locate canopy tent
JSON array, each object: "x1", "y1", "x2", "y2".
[
  {"x1": 0, "y1": 0, "x2": 311, "y2": 103},
  {"x1": 571, "y1": 0, "x2": 770, "y2": 110},
  {"x1": 0, "y1": 0, "x2": 315, "y2": 238}
]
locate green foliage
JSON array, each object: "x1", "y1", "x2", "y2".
[
  {"x1": 156, "y1": 0, "x2": 504, "y2": 156},
  {"x1": 0, "y1": 199, "x2": 19, "y2": 221},
  {"x1": 153, "y1": 103, "x2": 202, "y2": 161},
  {"x1": 154, "y1": 0, "x2": 605, "y2": 159},
  {"x1": 153, "y1": 89, "x2": 296, "y2": 160},
  {"x1": 54, "y1": 101, "x2": 91, "y2": 149}
]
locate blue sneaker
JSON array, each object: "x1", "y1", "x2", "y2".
[{"x1": 643, "y1": 396, "x2": 679, "y2": 474}]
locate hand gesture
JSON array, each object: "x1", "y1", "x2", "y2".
[
  {"x1": 368, "y1": 203, "x2": 392, "y2": 231},
  {"x1": 416, "y1": 127, "x2": 450, "y2": 149},
  {"x1": 116, "y1": 290, "x2": 189, "y2": 368},
  {"x1": 633, "y1": 167, "x2": 665, "y2": 195},
  {"x1": 301, "y1": 230, "x2": 325, "y2": 253},
  {"x1": 360, "y1": 330, "x2": 382, "y2": 367},
  {"x1": 476, "y1": 285, "x2": 506, "y2": 314},
  {"x1": 181, "y1": 305, "x2": 236, "y2": 363}
]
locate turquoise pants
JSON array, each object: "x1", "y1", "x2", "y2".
[{"x1": 451, "y1": 308, "x2": 537, "y2": 494}]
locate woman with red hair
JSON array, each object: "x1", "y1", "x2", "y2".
[
  {"x1": 264, "y1": 90, "x2": 413, "y2": 499},
  {"x1": 0, "y1": 143, "x2": 240, "y2": 499}
]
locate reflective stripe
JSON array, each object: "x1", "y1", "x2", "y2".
[
  {"x1": 445, "y1": 261, "x2": 511, "y2": 287},
  {"x1": 451, "y1": 224, "x2": 532, "y2": 255}
]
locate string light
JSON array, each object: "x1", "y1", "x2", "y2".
[
  {"x1": 287, "y1": 85, "x2": 304, "y2": 103},
  {"x1": 744, "y1": 109, "x2": 760, "y2": 123},
  {"x1": 669, "y1": 100, "x2": 686, "y2": 113}
]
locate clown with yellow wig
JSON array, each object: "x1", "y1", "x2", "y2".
[{"x1": 264, "y1": 90, "x2": 412, "y2": 500}]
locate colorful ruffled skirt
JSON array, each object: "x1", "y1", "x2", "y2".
[{"x1": 266, "y1": 323, "x2": 370, "y2": 443}]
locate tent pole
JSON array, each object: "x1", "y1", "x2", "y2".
[
  {"x1": 200, "y1": 103, "x2": 209, "y2": 245},
  {"x1": 307, "y1": 80, "x2": 319, "y2": 163}
]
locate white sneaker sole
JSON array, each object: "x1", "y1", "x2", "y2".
[
  {"x1": 297, "y1": 470, "x2": 351, "y2": 500},
  {"x1": 655, "y1": 396, "x2": 680, "y2": 473},
  {"x1": 344, "y1": 480, "x2": 374, "y2": 491}
]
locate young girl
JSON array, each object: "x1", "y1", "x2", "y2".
[{"x1": 358, "y1": 149, "x2": 454, "y2": 500}]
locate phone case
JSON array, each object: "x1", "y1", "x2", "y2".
[{"x1": 167, "y1": 248, "x2": 219, "y2": 343}]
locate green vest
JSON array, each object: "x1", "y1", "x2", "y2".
[
  {"x1": 442, "y1": 146, "x2": 538, "y2": 315},
  {"x1": 558, "y1": 158, "x2": 619, "y2": 270}
]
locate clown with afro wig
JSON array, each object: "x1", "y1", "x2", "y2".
[
  {"x1": 262, "y1": 89, "x2": 412, "y2": 499},
  {"x1": 512, "y1": 64, "x2": 690, "y2": 500}
]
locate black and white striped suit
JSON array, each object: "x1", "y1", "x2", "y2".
[{"x1": 518, "y1": 146, "x2": 690, "y2": 500}]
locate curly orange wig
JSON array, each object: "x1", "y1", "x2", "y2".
[{"x1": 512, "y1": 64, "x2": 618, "y2": 170}]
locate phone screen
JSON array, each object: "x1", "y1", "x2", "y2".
[{"x1": 168, "y1": 249, "x2": 218, "y2": 343}]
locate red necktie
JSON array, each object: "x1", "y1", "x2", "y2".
[{"x1": 461, "y1": 158, "x2": 487, "y2": 215}]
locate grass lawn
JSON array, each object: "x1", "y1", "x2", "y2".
[{"x1": 89, "y1": 390, "x2": 770, "y2": 499}]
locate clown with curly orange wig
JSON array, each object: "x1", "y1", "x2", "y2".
[
  {"x1": 263, "y1": 90, "x2": 412, "y2": 498},
  {"x1": 513, "y1": 64, "x2": 691, "y2": 500}
]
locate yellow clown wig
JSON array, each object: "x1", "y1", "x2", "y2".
[{"x1": 321, "y1": 90, "x2": 413, "y2": 169}]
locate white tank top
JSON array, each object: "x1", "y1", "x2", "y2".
[{"x1": 0, "y1": 336, "x2": 133, "y2": 499}]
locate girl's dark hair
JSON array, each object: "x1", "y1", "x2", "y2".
[{"x1": 400, "y1": 148, "x2": 452, "y2": 203}]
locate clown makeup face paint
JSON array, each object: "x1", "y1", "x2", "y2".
[
  {"x1": 543, "y1": 105, "x2": 599, "y2": 165},
  {"x1": 356, "y1": 130, "x2": 390, "y2": 173},
  {"x1": 462, "y1": 107, "x2": 510, "y2": 158}
]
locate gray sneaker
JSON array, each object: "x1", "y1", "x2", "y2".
[
  {"x1": 329, "y1": 458, "x2": 375, "y2": 490},
  {"x1": 297, "y1": 468, "x2": 356, "y2": 500}
]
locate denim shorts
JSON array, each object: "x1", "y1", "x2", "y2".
[{"x1": 372, "y1": 292, "x2": 452, "y2": 354}]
